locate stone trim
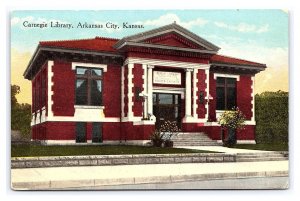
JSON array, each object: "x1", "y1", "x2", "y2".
[
  {"x1": 71, "y1": 62, "x2": 107, "y2": 72},
  {"x1": 127, "y1": 63, "x2": 134, "y2": 118},
  {"x1": 213, "y1": 73, "x2": 240, "y2": 81},
  {"x1": 251, "y1": 76, "x2": 255, "y2": 122}
]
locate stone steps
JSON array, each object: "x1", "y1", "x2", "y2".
[{"x1": 171, "y1": 132, "x2": 220, "y2": 146}]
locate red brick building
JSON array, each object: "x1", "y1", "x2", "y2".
[{"x1": 24, "y1": 23, "x2": 266, "y2": 145}]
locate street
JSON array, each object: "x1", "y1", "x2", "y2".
[{"x1": 67, "y1": 176, "x2": 288, "y2": 190}]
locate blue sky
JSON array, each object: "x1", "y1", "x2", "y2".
[
  {"x1": 11, "y1": 10, "x2": 289, "y2": 103},
  {"x1": 11, "y1": 10, "x2": 288, "y2": 53}
]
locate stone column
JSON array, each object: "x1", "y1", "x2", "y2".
[
  {"x1": 184, "y1": 68, "x2": 193, "y2": 119},
  {"x1": 147, "y1": 65, "x2": 154, "y2": 115}
]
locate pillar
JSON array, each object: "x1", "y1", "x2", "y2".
[
  {"x1": 147, "y1": 65, "x2": 154, "y2": 115},
  {"x1": 184, "y1": 68, "x2": 193, "y2": 119}
]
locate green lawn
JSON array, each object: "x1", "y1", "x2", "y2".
[
  {"x1": 11, "y1": 144, "x2": 216, "y2": 157},
  {"x1": 232, "y1": 143, "x2": 288, "y2": 151}
]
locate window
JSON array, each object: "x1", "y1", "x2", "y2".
[
  {"x1": 76, "y1": 67, "x2": 103, "y2": 106},
  {"x1": 216, "y1": 77, "x2": 236, "y2": 110},
  {"x1": 76, "y1": 122, "x2": 86, "y2": 143},
  {"x1": 92, "y1": 122, "x2": 103, "y2": 143}
]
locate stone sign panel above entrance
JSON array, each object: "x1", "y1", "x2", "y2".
[{"x1": 153, "y1": 71, "x2": 181, "y2": 85}]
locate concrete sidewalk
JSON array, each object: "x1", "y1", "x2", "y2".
[
  {"x1": 11, "y1": 160, "x2": 288, "y2": 190},
  {"x1": 175, "y1": 146, "x2": 275, "y2": 153}
]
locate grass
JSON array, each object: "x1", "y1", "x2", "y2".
[
  {"x1": 231, "y1": 143, "x2": 288, "y2": 151},
  {"x1": 11, "y1": 144, "x2": 217, "y2": 157}
]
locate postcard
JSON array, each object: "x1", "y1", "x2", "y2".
[{"x1": 10, "y1": 10, "x2": 289, "y2": 190}]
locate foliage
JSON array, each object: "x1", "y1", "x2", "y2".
[
  {"x1": 150, "y1": 121, "x2": 180, "y2": 147},
  {"x1": 11, "y1": 85, "x2": 32, "y2": 137},
  {"x1": 159, "y1": 120, "x2": 180, "y2": 141},
  {"x1": 255, "y1": 90, "x2": 288, "y2": 144},
  {"x1": 11, "y1": 85, "x2": 20, "y2": 108},
  {"x1": 217, "y1": 107, "x2": 246, "y2": 130},
  {"x1": 149, "y1": 130, "x2": 164, "y2": 147}
]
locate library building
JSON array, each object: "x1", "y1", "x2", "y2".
[{"x1": 24, "y1": 22, "x2": 266, "y2": 145}]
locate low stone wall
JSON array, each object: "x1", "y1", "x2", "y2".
[{"x1": 11, "y1": 153, "x2": 236, "y2": 169}]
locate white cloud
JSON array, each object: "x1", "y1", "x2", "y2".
[
  {"x1": 256, "y1": 24, "x2": 269, "y2": 33},
  {"x1": 11, "y1": 16, "x2": 34, "y2": 26},
  {"x1": 218, "y1": 41, "x2": 288, "y2": 69},
  {"x1": 214, "y1": 21, "x2": 269, "y2": 33},
  {"x1": 135, "y1": 13, "x2": 208, "y2": 29}
]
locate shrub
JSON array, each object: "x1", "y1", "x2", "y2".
[
  {"x1": 217, "y1": 107, "x2": 246, "y2": 130},
  {"x1": 159, "y1": 120, "x2": 180, "y2": 142},
  {"x1": 255, "y1": 91, "x2": 288, "y2": 144},
  {"x1": 150, "y1": 121, "x2": 180, "y2": 147},
  {"x1": 218, "y1": 108, "x2": 246, "y2": 146},
  {"x1": 150, "y1": 130, "x2": 164, "y2": 147}
]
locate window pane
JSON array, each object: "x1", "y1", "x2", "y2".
[
  {"x1": 91, "y1": 80, "x2": 102, "y2": 105},
  {"x1": 153, "y1": 94, "x2": 157, "y2": 105},
  {"x1": 226, "y1": 87, "x2": 236, "y2": 110},
  {"x1": 159, "y1": 94, "x2": 173, "y2": 104},
  {"x1": 76, "y1": 68, "x2": 88, "y2": 75},
  {"x1": 216, "y1": 87, "x2": 225, "y2": 110},
  {"x1": 216, "y1": 77, "x2": 225, "y2": 85},
  {"x1": 227, "y1": 78, "x2": 236, "y2": 86},
  {"x1": 76, "y1": 79, "x2": 88, "y2": 105},
  {"x1": 175, "y1": 106, "x2": 178, "y2": 118},
  {"x1": 91, "y1": 69, "x2": 102, "y2": 76},
  {"x1": 76, "y1": 122, "x2": 86, "y2": 143},
  {"x1": 92, "y1": 122, "x2": 102, "y2": 143},
  {"x1": 174, "y1": 95, "x2": 179, "y2": 104}
]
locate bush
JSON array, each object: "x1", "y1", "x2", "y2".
[
  {"x1": 217, "y1": 107, "x2": 246, "y2": 130},
  {"x1": 150, "y1": 130, "x2": 164, "y2": 147},
  {"x1": 218, "y1": 108, "x2": 246, "y2": 146},
  {"x1": 150, "y1": 121, "x2": 180, "y2": 147},
  {"x1": 11, "y1": 85, "x2": 32, "y2": 137},
  {"x1": 159, "y1": 120, "x2": 180, "y2": 142},
  {"x1": 255, "y1": 91, "x2": 288, "y2": 144}
]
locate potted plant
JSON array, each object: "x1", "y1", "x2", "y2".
[
  {"x1": 218, "y1": 107, "x2": 246, "y2": 146},
  {"x1": 159, "y1": 120, "x2": 180, "y2": 147}
]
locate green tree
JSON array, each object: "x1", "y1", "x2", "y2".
[
  {"x1": 11, "y1": 85, "x2": 20, "y2": 108},
  {"x1": 11, "y1": 85, "x2": 31, "y2": 137}
]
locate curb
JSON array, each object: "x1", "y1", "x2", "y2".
[{"x1": 11, "y1": 170, "x2": 288, "y2": 190}]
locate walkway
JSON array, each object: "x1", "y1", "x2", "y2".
[{"x1": 176, "y1": 146, "x2": 274, "y2": 154}]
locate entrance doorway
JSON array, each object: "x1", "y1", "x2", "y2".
[{"x1": 153, "y1": 93, "x2": 181, "y2": 129}]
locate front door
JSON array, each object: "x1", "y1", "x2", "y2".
[{"x1": 153, "y1": 93, "x2": 181, "y2": 129}]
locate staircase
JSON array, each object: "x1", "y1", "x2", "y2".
[
  {"x1": 236, "y1": 152, "x2": 288, "y2": 162},
  {"x1": 171, "y1": 132, "x2": 221, "y2": 146}
]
